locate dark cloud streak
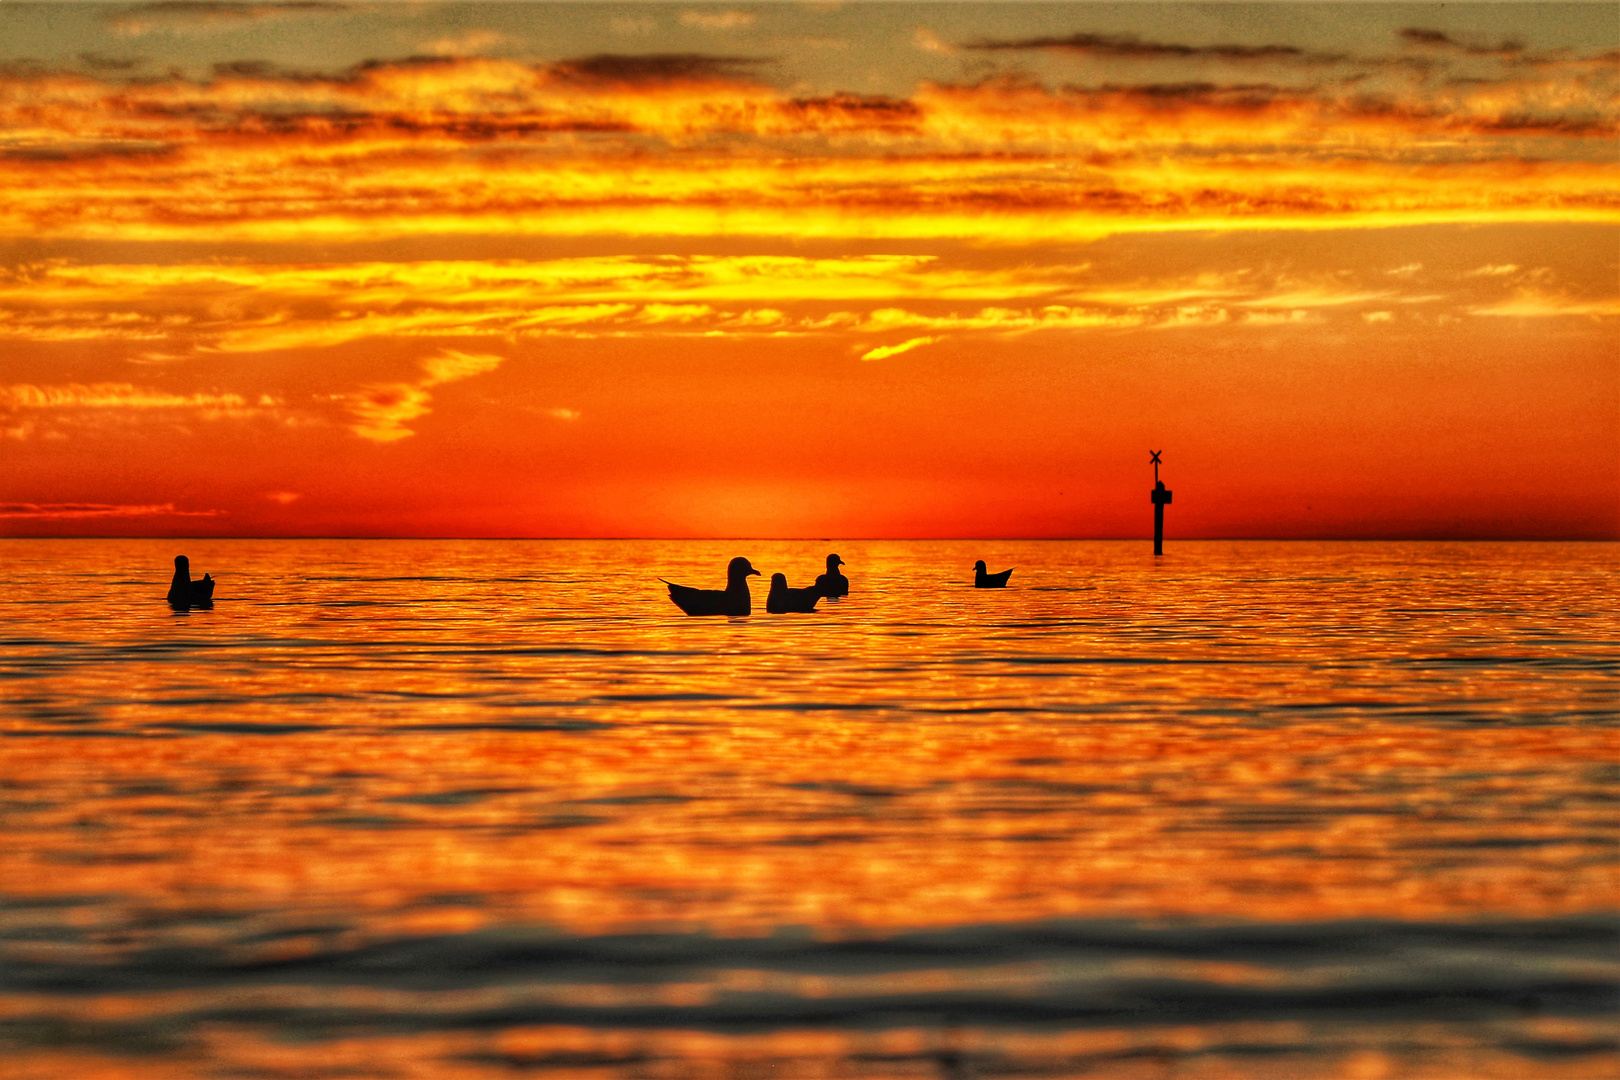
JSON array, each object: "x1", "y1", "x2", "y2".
[
  {"x1": 1400, "y1": 27, "x2": 1525, "y2": 57},
  {"x1": 962, "y1": 32, "x2": 1347, "y2": 65},
  {"x1": 80, "y1": 53, "x2": 146, "y2": 72},
  {"x1": 548, "y1": 53, "x2": 770, "y2": 87},
  {"x1": 0, "y1": 141, "x2": 177, "y2": 163}
]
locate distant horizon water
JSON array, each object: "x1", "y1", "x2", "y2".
[
  {"x1": 7, "y1": 534, "x2": 1618, "y2": 542},
  {"x1": 2, "y1": 538, "x2": 1615, "y2": 1079}
]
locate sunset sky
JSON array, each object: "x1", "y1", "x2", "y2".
[{"x1": 1, "y1": 1, "x2": 1615, "y2": 538}]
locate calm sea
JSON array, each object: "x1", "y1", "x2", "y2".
[{"x1": 2, "y1": 539, "x2": 1615, "y2": 1080}]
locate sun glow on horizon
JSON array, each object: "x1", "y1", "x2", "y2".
[{"x1": 1, "y1": 2, "x2": 1614, "y2": 538}]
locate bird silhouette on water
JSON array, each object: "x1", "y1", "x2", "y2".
[
  {"x1": 661, "y1": 556, "x2": 759, "y2": 616},
  {"x1": 814, "y1": 553, "x2": 849, "y2": 598},
  {"x1": 766, "y1": 573, "x2": 821, "y2": 614},
  {"x1": 973, "y1": 560, "x2": 1013, "y2": 588},
  {"x1": 166, "y1": 555, "x2": 215, "y2": 608}
]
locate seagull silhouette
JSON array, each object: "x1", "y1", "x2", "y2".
[
  {"x1": 814, "y1": 553, "x2": 849, "y2": 598},
  {"x1": 767, "y1": 573, "x2": 822, "y2": 614},
  {"x1": 166, "y1": 555, "x2": 215, "y2": 607},
  {"x1": 973, "y1": 560, "x2": 1013, "y2": 589},
  {"x1": 661, "y1": 556, "x2": 760, "y2": 616}
]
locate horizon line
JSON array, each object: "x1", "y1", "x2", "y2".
[{"x1": 2, "y1": 535, "x2": 1615, "y2": 544}]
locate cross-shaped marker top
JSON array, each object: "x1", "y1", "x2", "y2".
[{"x1": 1148, "y1": 451, "x2": 1172, "y2": 553}]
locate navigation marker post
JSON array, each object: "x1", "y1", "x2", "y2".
[{"x1": 1150, "y1": 450, "x2": 1173, "y2": 556}]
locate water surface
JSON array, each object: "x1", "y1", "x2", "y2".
[{"x1": 2, "y1": 539, "x2": 1615, "y2": 1079}]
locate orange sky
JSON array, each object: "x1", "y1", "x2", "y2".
[{"x1": 1, "y1": 2, "x2": 1615, "y2": 538}]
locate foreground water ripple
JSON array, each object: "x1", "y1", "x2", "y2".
[{"x1": 0, "y1": 539, "x2": 1615, "y2": 1079}]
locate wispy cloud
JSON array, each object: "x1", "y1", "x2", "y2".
[
  {"x1": 0, "y1": 501, "x2": 223, "y2": 519},
  {"x1": 1236, "y1": 287, "x2": 1397, "y2": 310},
  {"x1": 548, "y1": 52, "x2": 767, "y2": 87},
  {"x1": 679, "y1": 10, "x2": 756, "y2": 32},
  {"x1": 419, "y1": 349, "x2": 502, "y2": 385},
  {"x1": 7, "y1": 255, "x2": 1600, "y2": 359},
  {"x1": 849, "y1": 306, "x2": 1149, "y2": 335},
  {"x1": 1399, "y1": 27, "x2": 1524, "y2": 58},
  {"x1": 962, "y1": 32, "x2": 1344, "y2": 65},
  {"x1": 344, "y1": 348, "x2": 503, "y2": 442},
  {"x1": 1469, "y1": 291, "x2": 1620, "y2": 319},
  {"x1": 913, "y1": 28, "x2": 954, "y2": 55},
  {"x1": 0, "y1": 382, "x2": 261, "y2": 413},
  {"x1": 0, "y1": 381, "x2": 285, "y2": 440},
  {"x1": 1241, "y1": 310, "x2": 1317, "y2": 326},
  {"x1": 860, "y1": 336, "x2": 937, "y2": 361},
  {"x1": 79, "y1": 53, "x2": 146, "y2": 72},
  {"x1": 0, "y1": 52, "x2": 1610, "y2": 246},
  {"x1": 106, "y1": 1, "x2": 348, "y2": 37},
  {"x1": 420, "y1": 30, "x2": 509, "y2": 58}
]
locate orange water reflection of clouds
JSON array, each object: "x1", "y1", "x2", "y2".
[
  {"x1": 5, "y1": 720, "x2": 1612, "y2": 936},
  {"x1": 1, "y1": 3, "x2": 1614, "y2": 538}
]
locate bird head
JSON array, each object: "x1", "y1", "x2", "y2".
[
  {"x1": 973, "y1": 560, "x2": 987, "y2": 572},
  {"x1": 769, "y1": 573, "x2": 787, "y2": 589},
  {"x1": 826, "y1": 553, "x2": 844, "y2": 570},
  {"x1": 174, "y1": 555, "x2": 189, "y2": 569},
  {"x1": 728, "y1": 557, "x2": 760, "y2": 581}
]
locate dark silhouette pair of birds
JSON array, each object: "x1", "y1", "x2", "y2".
[
  {"x1": 663, "y1": 554, "x2": 848, "y2": 617},
  {"x1": 661, "y1": 554, "x2": 1012, "y2": 616},
  {"x1": 167, "y1": 555, "x2": 214, "y2": 608}
]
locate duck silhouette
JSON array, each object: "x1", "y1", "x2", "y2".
[
  {"x1": 661, "y1": 556, "x2": 759, "y2": 616},
  {"x1": 766, "y1": 573, "x2": 821, "y2": 614},
  {"x1": 166, "y1": 555, "x2": 215, "y2": 607},
  {"x1": 814, "y1": 553, "x2": 849, "y2": 598},
  {"x1": 973, "y1": 560, "x2": 1013, "y2": 588}
]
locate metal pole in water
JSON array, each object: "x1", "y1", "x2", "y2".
[{"x1": 1149, "y1": 451, "x2": 1172, "y2": 556}]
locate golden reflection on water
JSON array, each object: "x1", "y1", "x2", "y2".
[
  {"x1": 3, "y1": 721, "x2": 1613, "y2": 934},
  {"x1": 1, "y1": 540, "x2": 1615, "y2": 1079}
]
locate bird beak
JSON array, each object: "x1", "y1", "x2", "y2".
[{"x1": 749, "y1": 568, "x2": 760, "y2": 576}]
